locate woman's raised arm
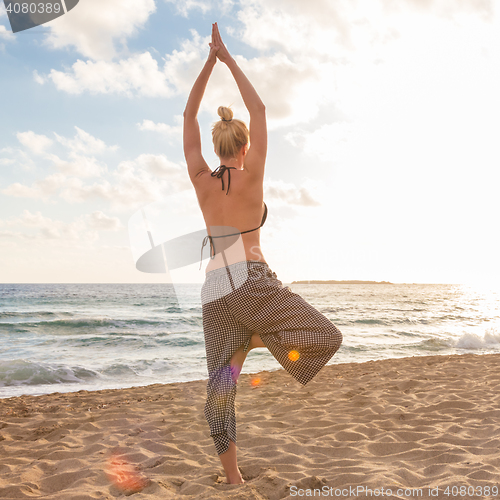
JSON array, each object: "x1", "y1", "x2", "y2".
[
  {"x1": 183, "y1": 29, "x2": 219, "y2": 183},
  {"x1": 213, "y1": 23, "x2": 267, "y2": 176}
]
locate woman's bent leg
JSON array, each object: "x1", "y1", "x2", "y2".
[{"x1": 227, "y1": 266, "x2": 343, "y2": 386}]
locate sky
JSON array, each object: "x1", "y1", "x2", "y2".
[{"x1": 0, "y1": 0, "x2": 499, "y2": 286}]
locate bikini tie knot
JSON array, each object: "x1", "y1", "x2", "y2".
[{"x1": 211, "y1": 165, "x2": 236, "y2": 195}]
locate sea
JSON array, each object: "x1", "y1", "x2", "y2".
[{"x1": 1, "y1": 282, "x2": 500, "y2": 399}]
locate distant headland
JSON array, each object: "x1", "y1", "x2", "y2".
[{"x1": 291, "y1": 280, "x2": 393, "y2": 285}]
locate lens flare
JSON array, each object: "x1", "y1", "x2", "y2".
[
  {"x1": 251, "y1": 377, "x2": 261, "y2": 387},
  {"x1": 105, "y1": 453, "x2": 150, "y2": 494},
  {"x1": 288, "y1": 350, "x2": 300, "y2": 362}
]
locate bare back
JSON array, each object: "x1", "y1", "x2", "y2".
[{"x1": 193, "y1": 167, "x2": 266, "y2": 271}]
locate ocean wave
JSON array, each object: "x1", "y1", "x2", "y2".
[
  {"x1": 0, "y1": 310, "x2": 74, "y2": 320},
  {"x1": 390, "y1": 330, "x2": 421, "y2": 337},
  {"x1": 100, "y1": 359, "x2": 173, "y2": 377},
  {"x1": 0, "y1": 360, "x2": 98, "y2": 387},
  {"x1": 455, "y1": 329, "x2": 500, "y2": 349},
  {"x1": 412, "y1": 337, "x2": 453, "y2": 351},
  {"x1": 353, "y1": 318, "x2": 388, "y2": 325},
  {"x1": 47, "y1": 333, "x2": 202, "y2": 352},
  {"x1": 0, "y1": 357, "x2": 180, "y2": 389},
  {"x1": 0, "y1": 316, "x2": 201, "y2": 332}
]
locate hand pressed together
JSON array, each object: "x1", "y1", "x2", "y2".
[{"x1": 208, "y1": 22, "x2": 233, "y2": 65}]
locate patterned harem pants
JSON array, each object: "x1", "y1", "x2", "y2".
[{"x1": 201, "y1": 260, "x2": 343, "y2": 455}]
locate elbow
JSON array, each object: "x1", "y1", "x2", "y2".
[
  {"x1": 250, "y1": 102, "x2": 266, "y2": 116},
  {"x1": 183, "y1": 109, "x2": 197, "y2": 122}
]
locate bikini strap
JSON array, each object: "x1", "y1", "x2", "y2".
[
  {"x1": 240, "y1": 203, "x2": 267, "y2": 235},
  {"x1": 199, "y1": 203, "x2": 268, "y2": 269},
  {"x1": 211, "y1": 165, "x2": 236, "y2": 195}
]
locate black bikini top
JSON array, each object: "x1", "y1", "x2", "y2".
[{"x1": 199, "y1": 165, "x2": 268, "y2": 267}]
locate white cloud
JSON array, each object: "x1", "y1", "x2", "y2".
[
  {"x1": 58, "y1": 154, "x2": 190, "y2": 211},
  {"x1": 0, "y1": 24, "x2": 14, "y2": 41},
  {"x1": 220, "y1": 53, "x2": 324, "y2": 127},
  {"x1": 229, "y1": 0, "x2": 499, "y2": 130},
  {"x1": 55, "y1": 126, "x2": 117, "y2": 155},
  {"x1": 42, "y1": 27, "x2": 325, "y2": 126},
  {"x1": 45, "y1": 29, "x2": 208, "y2": 97},
  {"x1": 237, "y1": 0, "x2": 493, "y2": 56},
  {"x1": 82, "y1": 211, "x2": 123, "y2": 231},
  {"x1": 264, "y1": 179, "x2": 321, "y2": 207},
  {"x1": 137, "y1": 116, "x2": 183, "y2": 143},
  {"x1": 164, "y1": 0, "x2": 211, "y2": 17},
  {"x1": 48, "y1": 52, "x2": 173, "y2": 96},
  {"x1": 31, "y1": 0, "x2": 500, "y2": 134},
  {"x1": 0, "y1": 230, "x2": 28, "y2": 240},
  {"x1": 2, "y1": 173, "x2": 67, "y2": 201},
  {"x1": 163, "y1": 31, "x2": 331, "y2": 127},
  {"x1": 16, "y1": 131, "x2": 53, "y2": 155},
  {"x1": 42, "y1": 27, "x2": 321, "y2": 126},
  {"x1": 125, "y1": 153, "x2": 185, "y2": 178},
  {"x1": 0, "y1": 146, "x2": 36, "y2": 171},
  {"x1": 164, "y1": 0, "x2": 235, "y2": 17},
  {"x1": 382, "y1": 0, "x2": 493, "y2": 19},
  {"x1": 2, "y1": 152, "x2": 191, "y2": 210},
  {"x1": 3, "y1": 123, "x2": 190, "y2": 210},
  {"x1": 237, "y1": 0, "x2": 354, "y2": 55},
  {"x1": 8, "y1": 127, "x2": 114, "y2": 178},
  {"x1": 0, "y1": 209, "x2": 123, "y2": 242},
  {"x1": 33, "y1": 70, "x2": 46, "y2": 85},
  {"x1": 44, "y1": 0, "x2": 156, "y2": 60},
  {"x1": 285, "y1": 122, "x2": 354, "y2": 164},
  {"x1": 45, "y1": 153, "x2": 107, "y2": 178}
]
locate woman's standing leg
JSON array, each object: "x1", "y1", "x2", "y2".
[
  {"x1": 204, "y1": 364, "x2": 243, "y2": 483},
  {"x1": 202, "y1": 280, "x2": 253, "y2": 483}
]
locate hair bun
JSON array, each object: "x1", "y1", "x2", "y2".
[
  {"x1": 218, "y1": 106, "x2": 233, "y2": 122},
  {"x1": 212, "y1": 106, "x2": 249, "y2": 159}
]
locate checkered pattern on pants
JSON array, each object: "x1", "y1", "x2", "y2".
[{"x1": 201, "y1": 260, "x2": 343, "y2": 455}]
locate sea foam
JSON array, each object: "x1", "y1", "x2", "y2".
[{"x1": 456, "y1": 329, "x2": 500, "y2": 349}]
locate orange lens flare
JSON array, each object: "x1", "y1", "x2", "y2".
[
  {"x1": 105, "y1": 453, "x2": 150, "y2": 494},
  {"x1": 251, "y1": 377, "x2": 261, "y2": 386},
  {"x1": 288, "y1": 350, "x2": 300, "y2": 362}
]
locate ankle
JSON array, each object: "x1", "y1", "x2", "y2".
[{"x1": 226, "y1": 472, "x2": 244, "y2": 484}]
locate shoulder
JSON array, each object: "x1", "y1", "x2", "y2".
[
  {"x1": 187, "y1": 157, "x2": 212, "y2": 187},
  {"x1": 242, "y1": 160, "x2": 265, "y2": 182},
  {"x1": 190, "y1": 168, "x2": 212, "y2": 189}
]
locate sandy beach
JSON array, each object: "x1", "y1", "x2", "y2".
[{"x1": 1, "y1": 353, "x2": 499, "y2": 499}]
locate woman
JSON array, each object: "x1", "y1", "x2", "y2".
[{"x1": 183, "y1": 23, "x2": 342, "y2": 484}]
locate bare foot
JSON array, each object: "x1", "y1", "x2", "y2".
[{"x1": 226, "y1": 473, "x2": 245, "y2": 484}]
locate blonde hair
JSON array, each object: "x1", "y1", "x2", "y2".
[{"x1": 212, "y1": 106, "x2": 249, "y2": 159}]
